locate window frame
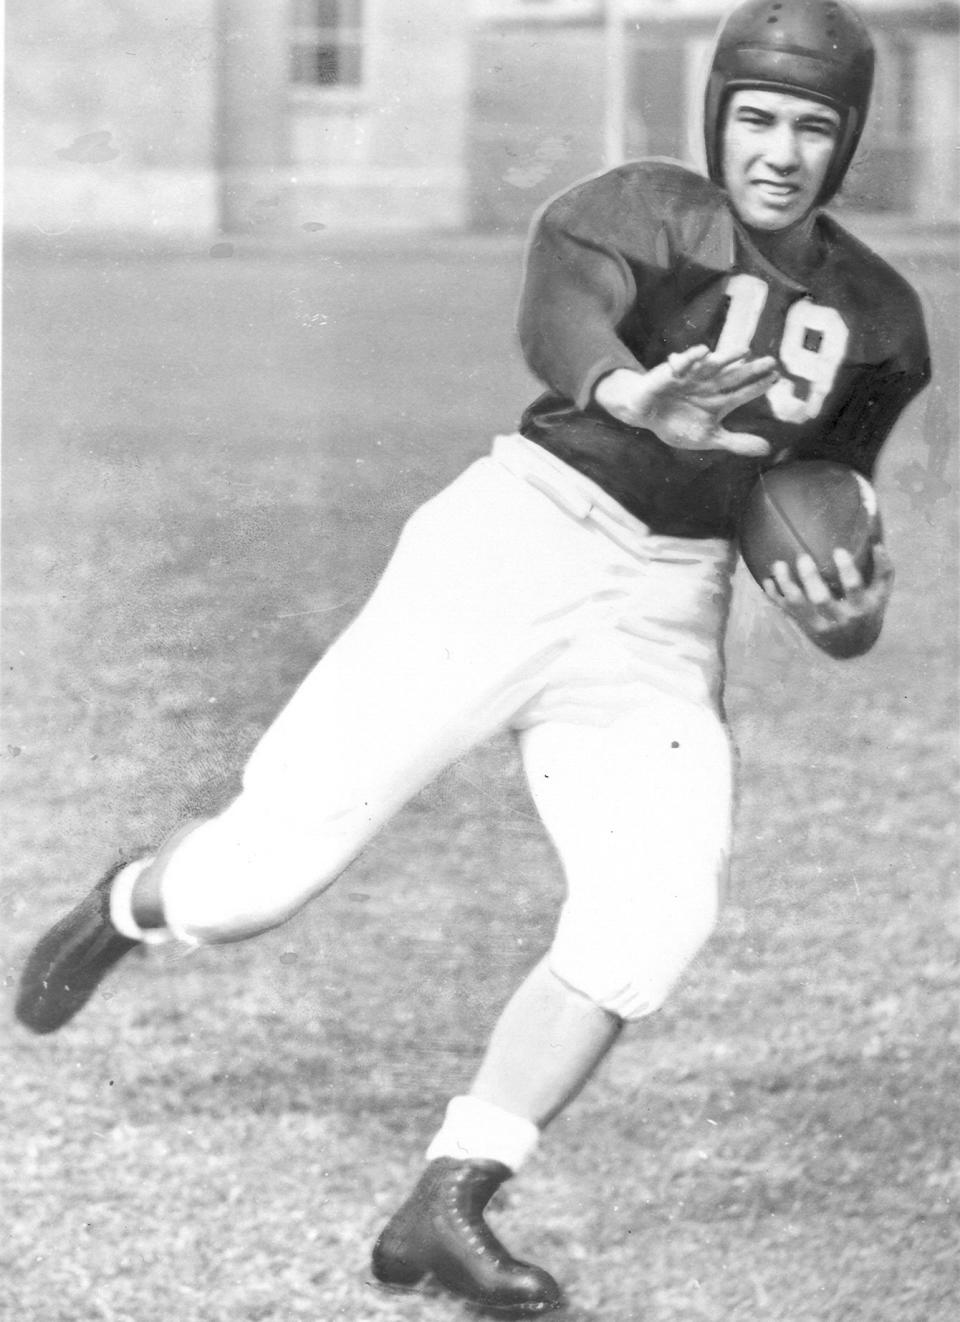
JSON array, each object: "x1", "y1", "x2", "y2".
[{"x1": 289, "y1": 0, "x2": 367, "y2": 99}]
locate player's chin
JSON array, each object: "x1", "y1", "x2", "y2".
[
  {"x1": 741, "y1": 190, "x2": 809, "y2": 231},
  {"x1": 745, "y1": 207, "x2": 805, "y2": 232}
]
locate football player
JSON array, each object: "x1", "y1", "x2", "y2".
[{"x1": 16, "y1": 0, "x2": 930, "y2": 1313}]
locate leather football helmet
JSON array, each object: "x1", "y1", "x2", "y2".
[{"x1": 704, "y1": 0, "x2": 875, "y2": 205}]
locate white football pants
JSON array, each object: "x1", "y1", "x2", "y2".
[{"x1": 158, "y1": 435, "x2": 736, "y2": 1020}]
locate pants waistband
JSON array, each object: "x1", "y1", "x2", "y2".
[{"x1": 492, "y1": 433, "x2": 654, "y2": 543}]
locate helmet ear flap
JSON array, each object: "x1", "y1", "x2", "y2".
[
  {"x1": 823, "y1": 106, "x2": 861, "y2": 204},
  {"x1": 703, "y1": 73, "x2": 726, "y2": 189}
]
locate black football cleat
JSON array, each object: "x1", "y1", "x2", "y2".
[
  {"x1": 371, "y1": 1157, "x2": 563, "y2": 1315},
  {"x1": 14, "y1": 858, "x2": 143, "y2": 1034}
]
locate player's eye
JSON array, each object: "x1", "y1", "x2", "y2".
[{"x1": 799, "y1": 119, "x2": 839, "y2": 138}]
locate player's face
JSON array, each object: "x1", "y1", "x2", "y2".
[{"x1": 722, "y1": 90, "x2": 841, "y2": 231}]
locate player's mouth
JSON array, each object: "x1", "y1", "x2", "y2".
[{"x1": 752, "y1": 179, "x2": 802, "y2": 206}]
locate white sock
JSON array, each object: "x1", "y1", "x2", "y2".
[
  {"x1": 425, "y1": 1095, "x2": 540, "y2": 1173},
  {"x1": 108, "y1": 858, "x2": 173, "y2": 945}
]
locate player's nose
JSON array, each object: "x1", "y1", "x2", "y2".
[{"x1": 763, "y1": 124, "x2": 801, "y2": 173}]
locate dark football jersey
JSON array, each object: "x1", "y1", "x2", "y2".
[{"x1": 518, "y1": 160, "x2": 931, "y2": 538}]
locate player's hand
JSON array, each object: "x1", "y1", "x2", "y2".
[
  {"x1": 593, "y1": 347, "x2": 779, "y2": 457},
  {"x1": 762, "y1": 543, "x2": 895, "y2": 659}
]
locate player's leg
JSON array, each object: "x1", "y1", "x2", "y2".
[
  {"x1": 466, "y1": 955, "x2": 622, "y2": 1128},
  {"x1": 15, "y1": 444, "x2": 613, "y2": 1035},
  {"x1": 525, "y1": 696, "x2": 734, "y2": 1020},
  {"x1": 372, "y1": 464, "x2": 735, "y2": 1311},
  {"x1": 121, "y1": 452, "x2": 601, "y2": 947},
  {"x1": 417, "y1": 508, "x2": 736, "y2": 1135},
  {"x1": 371, "y1": 955, "x2": 621, "y2": 1313},
  {"x1": 372, "y1": 698, "x2": 733, "y2": 1311},
  {"x1": 427, "y1": 694, "x2": 733, "y2": 1144}
]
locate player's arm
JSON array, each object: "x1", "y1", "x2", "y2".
[
  {"x1": 764, "y1": 329, "x2": 931, "y2": 659},
  {"x1": 763, "y1": 545, "x2": 895, "y2": 659},
  {"x1": 519, "y1": 180, "x2": 777, "y2": 457},
  {"x1": 517, "y1": 190, "x2": 643, "y2": 410}
]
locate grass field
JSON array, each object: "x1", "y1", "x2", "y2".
[{"x1": 2, "y1": 234, "x2": 958, "y2": 1322}]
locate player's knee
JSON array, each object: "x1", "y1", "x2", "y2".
[
  {"x1": 155, "y1": 799, "x2": 345, "y2": 945},
  {"x1": 548, "y1": 942, "x2": 707, "y2": 1022},
  {"x1": 169, "y1": 904, "x2": 293, "y2": 947},
  {"x1": 163, "y1": 857, "x2": 305, "y2": 945},
  {"x1": 548, "y1": 890, "x2": 722, "y2": 1022}
]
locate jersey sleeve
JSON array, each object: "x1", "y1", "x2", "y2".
[{"x1": 517, "y1": 168, "x2": 668, "y2": 412}]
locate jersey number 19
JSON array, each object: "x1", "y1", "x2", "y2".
[{"x1": 715, "y1": 273, "x2": 849, "y2": 424}]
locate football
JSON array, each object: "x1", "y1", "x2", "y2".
[{"x1": 738, "y1": 460, "x2": 882, "y2": 596}]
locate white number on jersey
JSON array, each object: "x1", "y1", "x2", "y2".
[
  {"x1": 715, "y1": 273, "x2": 769, "y2": 358},
  {"x1": 717, "y1": 273, "x2": 849, "y2": 424}
]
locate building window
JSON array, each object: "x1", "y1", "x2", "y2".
[{"x1": 290, "y1": 0, "x2": 364, "y2": 88}]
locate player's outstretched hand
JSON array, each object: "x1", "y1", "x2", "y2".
[
  {"x1": 763, "y1": 543, "x2": 895, "y2": 659},
  {"x1": 593, "y1": 347, "x2": 779, "y2": 456}
]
